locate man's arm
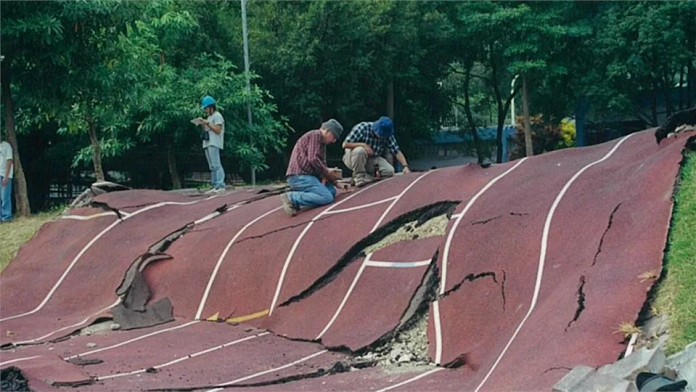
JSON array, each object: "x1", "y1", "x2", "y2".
[
  {"x1": 394, "y1": 152, "x2": 411, "y2": 173},
  {"x1": 388, "y1": 137, "x2": 411, "y2": 173},
  {"x1": 204, "y1": 120, "x2": 223, "y2": 134},
  {"x1": 307, "y1": 134, "x2": 331, "y2": 178},
  {"x1": 341, "y1": 123, "x2": 374, "y2": 155},
  {"x1": 342, "y1": 141, "x2": 373, "y2": 153},
  {"x1": 2, "y1": 159, "x2": 12, "y2": 186}
]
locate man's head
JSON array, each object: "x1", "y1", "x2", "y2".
[
  {"x1": 319, "y1": 119, "x2": 344, "y2": 144},
  {"x1": 201, "y1": 95, "x2": 216, "y2": 116},
  {"x1": 372, "y1": 116, "x2": 394, "y2": 138}
]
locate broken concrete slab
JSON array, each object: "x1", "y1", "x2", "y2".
[
  {"x1": 111, "y1": 297, "x2": 174, "y2": 330},
  {"x1": 572, "y1": 371, "x2": 638, "y2": 392},
  {"x1": 78, "y1": 320, "x2": 117, "y2": 336},
  {"x1": 666, "y1": 341, "x2": 696, "y2": 391},
  {"x1": 122, "y1": 270, "x2": 151, "y2": 311},
  {"x1": 599, "y1": 346, "x2": 666, "y2": 381},
  {"x1": 552, "y1": 365, "x2": 596, "y2": 392},
  {"x1": 642, "y1": 314, "x2": 670, "y2": 339}
]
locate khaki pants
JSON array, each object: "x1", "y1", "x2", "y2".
[{"x1": 343, "y1": 147, "x2": 395, "y2": 181}]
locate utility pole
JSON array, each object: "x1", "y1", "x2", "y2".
[{"x1": 241, "y1": 0, "x2": 255, "y2": 185}]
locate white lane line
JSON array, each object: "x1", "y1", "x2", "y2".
[
  {"x1": 97, "y1": 332, "x2": 269, "y2": 381},
  {"x1": 64, "y1": 321, "x2": 200, "y2": 360},
  {"x1": 316, "y1": 254, "x2": 372, "y2": 340},
  {"x1": 0, "y1": 355, "x2": 43, "y2": 367},
  {"x1": 433, "y1": 299, "x2": 444, "y2": 365},
  {"x1": 364, "y1": 259, "x2": 432, "y2": 268},
  {"x1": 0, "y1": 195, "x2": 228, "y2": 323},
  {"x1": 193, "y1": 204, "x2": 241, "y2": 226},
  {"x1": 326, "y1": 196, "x2": 398, "y2": 215},
  {"x1": 208, "y1": 350, "x2": 328, "y2": 391},
  {"x1": 370, "y1": 171, "x2": 433, "y2": 233},
  {"x1": 61, "y1": 212, "x2": 119, "y2": 221},
  {"x1": 450, "y1": 212, "x2": 463, "y2": 220},
  {"x1": 315, "y1": 173, "x2": 433, "y2": 340},
  {"x1": 440, "y1": 158, "x2": 528, "y2": 296},
  {"x1": 195, "y1": 206, "x2": 283, "y2": 320},
  {"x1": 13, "y1": 300, "x2": 121, "y2": 345},
  {"x1": 474, "y1": 134, "x2": 634, "y2": 391},
  {"x1": 207, "y1": 350, "x2": 329, "y2": 392},
  {"x1": 268, "y1": 179, "x2": 392, "y2": 315},
  {"x1": 376, "y1": 367, "x2": 445, "y2": 392},
  {"x1": 434, "y1": 157, "x2": 527, "y2": 364}
]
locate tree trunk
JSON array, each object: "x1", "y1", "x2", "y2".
[
  {"x1": 688, "y1": 63, "x2": 693, "y2": 108},
  {"x1": 679, "y1": 66, "x2": 685, "y2": 110},
  {"x1": 86, "y1": 106, "x2": 105, "y2": 182},
  {"x1": 522, "y1": 75, "x2": 533, "y2": 157},
  {"x1": 386, "y1": 78, "x2": 394, "y2": 119},
  {"x1": 490, "y1": 65, "x2": 505, "y2": 164},
  {"x1": 167, "y1": 141, "x2": 181, "y2": 190},
  {"x1": 651, "y1": 89, "x2": 658, "y2": 127},
  {"x1": 663, "y1": 78, "x2": 673, "y2": 119},
  {"x1": 462, "y1": 69, "x2": 483, "y2": 164},
  {"x1": 1, "y1": 65, "x2": 31, "y2": 217}
]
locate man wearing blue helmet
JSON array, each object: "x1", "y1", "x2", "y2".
[
  {"x1": 195, "y1": 95, "x2": 226, "y2": 192},
  {"x1": 342, "y1": 116, "x2": 411, "y2": 187}
]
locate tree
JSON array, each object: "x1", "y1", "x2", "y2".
[
  {"x1": 0, "y1": 0, "x2": 67, "y2": 215},
  {"x1": 447, "y1": 2, "x2": 591, "y2": 162},
  {"x1": 134, "y1": 1, "x2": 288, "y2": 187},
  {"x1": 585, "y1": 2, "x2": 696, "y2": 126},
  {"x1": 248, "y1": 1, "x2": 451, "y2": 157}
]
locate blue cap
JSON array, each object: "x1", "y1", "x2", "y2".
[
  {"x1": 372, "y1": 116, "x2": 393, "y2": 138},
  {"x1": 201, "y1": 95, "x2": 216, "y2": 109}
]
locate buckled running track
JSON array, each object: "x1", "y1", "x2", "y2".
[{"x1": 0, "y1": 129, "x2": 691, "y2": 391}]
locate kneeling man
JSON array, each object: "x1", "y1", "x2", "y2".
[
  {"x1": 280, "y1": 119, "x2": 344, "y2": 216},
  {"x1": 342, "y1": 116, "x2": 411, "y2": 187}
]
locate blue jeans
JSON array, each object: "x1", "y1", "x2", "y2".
[
  {"x1": 287, "y1": 175, "x2": 336, "y2": 209},
  {"x1": 204, "y1": 146, "x2": 225, "y2": 189},
  {"x1": 1, "y1": 176, "x2": 12, "y2": 221}
]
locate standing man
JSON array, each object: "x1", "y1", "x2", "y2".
[
  {"x1": 342, "y1": 116, "x2": 411, "y2": 187},
  {"x1": 280, "y1": 119, "x2": 344, "y2": 216},
  {"x1": 196, "y1": 95, "x2": 226, "y2": 192},
  {"x1": 0, "y1": 132, "x2": 14, "y2": 222}
]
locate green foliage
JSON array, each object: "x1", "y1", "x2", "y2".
[
  {"x1": 510, "y1": 115, "x2": 574, "y2": 160},
  {"x1": 2, "y1": 0, "x2": 695, "y2": 182}
]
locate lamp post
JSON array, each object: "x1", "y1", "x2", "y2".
[
  {"x1": 240, "y1": 0, "x2": 255, "y2": 185},
  {"x1": 510, "y1": 74, "x2": 519, "y2": 125}
]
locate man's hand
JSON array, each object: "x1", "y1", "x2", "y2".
[
  {"x1": 364, "y1": 144, "x2": 374, "y2": 156},
  {"x1": 403, "y1": 166, "x2": 412, "y2": 174},
  {"x1": 1, "y1": 177, "x2": 8, "y2": 187},
  {"x1": 328, "y1": 170, "x2": 342, "y2": 182}
]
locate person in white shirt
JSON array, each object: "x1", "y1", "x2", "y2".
[
  {"x1": 0, "y1": 132, "x2": 15, "y2": 222},
  {"x1": 195, "y1": 95, "x2": 226, "y2": 192}
]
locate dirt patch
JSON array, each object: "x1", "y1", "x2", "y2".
[
  {"x1": 355, "y1": 308, "x2": 436, "y2": 373},
  {"x1": 363, "y1": 214, "x2": 450, "y2": 255}
]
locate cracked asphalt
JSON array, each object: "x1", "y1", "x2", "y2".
[{"x1": 0, "y1": 129, "x2": 693, "y2": 391}]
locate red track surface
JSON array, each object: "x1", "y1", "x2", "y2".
[{"x1": 0, "y1": 129, "x2": 691, "y2": 391}]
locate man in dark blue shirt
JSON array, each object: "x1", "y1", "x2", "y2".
[{"x1": 342, "y1": 116, "x2": 411, "y2": 187}]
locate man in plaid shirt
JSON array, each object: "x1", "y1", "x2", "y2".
[
  {"x1": 280, "y1": 119, "x2": 344, "y2": 216},
  {"x1": 342, "y1": 116, "x2": 411, "y2": 187}
]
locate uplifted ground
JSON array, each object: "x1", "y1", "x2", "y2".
[{"x1": 0, "y1": 129, "x2": 693, "y2": 391}]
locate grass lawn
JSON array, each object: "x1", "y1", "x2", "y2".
[
  {"x1": 0, "y1": 208, "x2": 62, "y2": 272},
  {"x1": 655, "y1": 148, "x2": 696, "y2": 355}
]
